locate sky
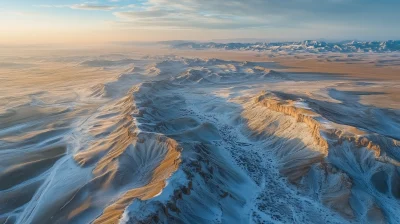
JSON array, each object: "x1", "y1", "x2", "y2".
[{"x1": 1, "y1": 0, "x2": 399, "y2": 44}]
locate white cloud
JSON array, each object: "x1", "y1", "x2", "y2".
[
  {"x1": 111, "y1": 0, "x2": 400, "y2": 32},
  {"x1": 34, "y1": 0, "x2": 400, "y2": 38},
  {"x1": 36, "y1": 3, "x2": 116, "y2": 11},
  {"x1": 70, "y1": 3, "x2": 116, "y2": 10},
  {"x1": 113, "y1": 0, "x2": 276, "y2": 29}
]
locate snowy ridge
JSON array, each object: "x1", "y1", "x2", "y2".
[
  {"x1": 164, "y1": 40, "x2": 400, "y2": 53},
  {"x1": 1, "y1": 56, "x2": 400, "y2": 224}
]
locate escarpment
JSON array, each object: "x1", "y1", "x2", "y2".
[
  {"x1": 242, "y1": 91, "x2": 400, "y2": 222},
  {"x1": 253, "y1": 91, "x2": 389, "y2": 159},
  {"x1": 254, "y1": 93, "x2": 329, "y2": 153}
]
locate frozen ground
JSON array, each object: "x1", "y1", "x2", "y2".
[{"x1": 0, "y1": 47, "x2": 399, "y2": 224}]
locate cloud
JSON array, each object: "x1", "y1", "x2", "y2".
[
  {"x1": 34, "y1": 0, "x2": 400, "y2": 39},
  {"x1": 112, "y1": 0, "x2": 400, "y2": 31},
  {"x1": 113, "y1": 10, "x2": 268, "y2": 29},
  {"x1": 36, "y1": 3, "x2": 116, "y2": 11},
  {"x1": 115, "y1": 10, "x2": 173, "y2": 19},
  {"x1": 70, "y1": 3, "x2": 116, "y2": 10},
  {"x1": 113, "y1": 0, "x2": 274, "y2": 29}
]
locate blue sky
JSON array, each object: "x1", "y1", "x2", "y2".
[{"x1": 1, "y1": 0, "x2": 399, "y2": 44}]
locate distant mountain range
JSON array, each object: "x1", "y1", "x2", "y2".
[{"x1": 161, "y1": 40, "x2": 400, "y2": 53}]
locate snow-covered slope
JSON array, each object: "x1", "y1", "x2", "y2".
[
  {"x1": 1, "y1": 55, "x2": 400, "y2": 224},
  {"x1": 164, "y1": 40, "x2": 400, "y2": 53}
]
